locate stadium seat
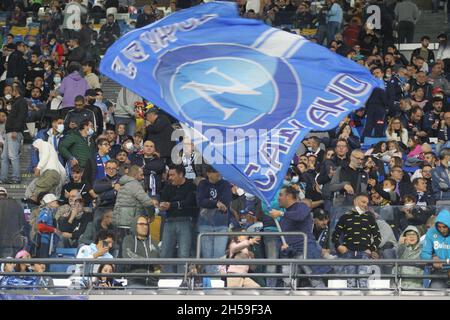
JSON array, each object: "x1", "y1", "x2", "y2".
[
  {"x1": 49, "y1": 248, "x2": 78, "y2": 273},
  {"x1": 362, "y1": 137, "x2": 387, "y2": 146},
  {"x1": 402, "y1": 166, "x2": 419, "y2": 174}
]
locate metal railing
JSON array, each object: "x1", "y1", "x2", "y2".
[
  {"x1": 0, "y1": 257, "x2": 449, "y2": 294},
  {"x1": 196, "y1": 231, "x2": 308, "y2": 259}
]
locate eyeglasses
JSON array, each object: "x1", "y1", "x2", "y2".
[
  {"x1": 101, "y1": 143, "x2": 110, "y2": 146},
  {"x1": 137, "y1": 223, "x2": 149, "y2": 226}
]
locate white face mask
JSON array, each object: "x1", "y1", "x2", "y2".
[
  {"x1": 355, "y1": 206, "x2": 365, "y2": 214},
  {"x1": 4, "y1": 94, "x2": 12, "y2": 100},
  {"x1": 53, "y1": 77, "x2": 61, "y2": 84},
  {"x1": 87, "y1": 127, "x2": 94, "y2": 136},
  {"x1": 56, "y1": 124, "x2": 64, "y2": 134},
  {"x1": 125, "y1": 142, "x2": 134, "y2": 151},
  {"x1": 291, "y1": 176, "x2": 299, "y2": 184},
  {"x1": 383, "y1": 188, "x2": 391, "y2": 193}
]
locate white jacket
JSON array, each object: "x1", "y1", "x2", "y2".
[
  {"x1": 385, "y1": 128, "x2": 408, "y2": 146},
  {"x1": 32, "y1": 139, "x2": 66, "y2": 181}
]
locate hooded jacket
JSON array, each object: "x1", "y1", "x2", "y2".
[
  {"x1": 113, "y1": 175, "x2": 155, "y2": 228},
  {"x1": 397, "y1": 225, "x2": 423, "y2": 287},
  {"x1": 421, "y1": 209, "x2": 450, "y2": 269},
  {"x1": 32, "y1": 139, "x2": 66, "y2": 182},
  {"x1": 59, "y1": 71, "x2": 89, "y2": 108},
  {"x1": 121, "y1": 216, "x2": 159, "y2": 286}
]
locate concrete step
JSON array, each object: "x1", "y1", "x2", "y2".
[{"x1": 414, "y1": 10, "x2": 447, "y2": 42}]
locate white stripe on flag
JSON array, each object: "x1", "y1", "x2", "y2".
[{"x1": 252, "y1": 30, "x2": 306, "y2": 58}]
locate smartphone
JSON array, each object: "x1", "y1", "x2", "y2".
[{"x1": 102, "y1": 240, "x2": 109, "y2": 248}]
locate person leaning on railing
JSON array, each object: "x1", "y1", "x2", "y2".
[
  {"x1": 421, "y1": 209, "x2": 450, "y2": 289},
  {"x1": 332, "y1": 193, "x2": 381, "y2": 288}
]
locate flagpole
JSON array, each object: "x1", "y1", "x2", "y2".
[{"x1": 274, "y1": 218, "x2": 287, "y2": 246}]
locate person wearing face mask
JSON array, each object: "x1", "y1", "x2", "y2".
[
  {"x1": 59, "y1": 120, "x2": 96, "y2": 171},
  {"x1": 329, "y1": 149, "x2": 369, "y2": 206},
  {"x1": 34, "y1": 194, "x2": 62, "y2": 257},
  {"x1": 47, "y1": 35, "x2": 64, "y2": 67},
  {"x1": 31, "y1": 116, "x2": 65, "y2": 168},
  {"x1": 84, "y1": 89, "x2": 104, "y2": 135},
  {"x1": 332, "y1": 194, "x2": 381, "y2": 288}
]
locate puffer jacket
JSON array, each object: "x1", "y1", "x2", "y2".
[
  {"x1": 397, "y1": 226, "x2": 423, "y2": 288},
  {"x1": 113, "y1": 175, "x2": 155, "y2": 228}
]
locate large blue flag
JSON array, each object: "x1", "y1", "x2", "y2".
[{"x1": 100, "y1": 1, "x2": 383, "y2": 206}]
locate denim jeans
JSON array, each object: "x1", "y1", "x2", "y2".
[
  {"x1": 198, "y1": 224, "x2": 228, "y2": 274},
  {"x1": 281, "y1": 253, "x2": 326, "y2": 288},
  {"x1": 326, "y1": 21, "x2": 341, "y2": 43},
  {"x1": 160, "y1": 217, "x2": 193, "y2": 273},
  {"x1": 1, "y1": 132, "x2": 23, "y2": 182},
  {"x1": 338, "y1": 250, "x2": 371, "y2": 288},
  {"x1": 263, "y1": 234, "x2": 280, "y2": 287},
  {"x1": 114, "y1": 116, "x2": 136, "y2": 137}
]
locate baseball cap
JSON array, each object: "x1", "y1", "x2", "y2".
[
  {"x1": 15, "y1": 250, "x2": 30, "y2": 259},
  {"x1": 85, "y1": 89, "x2": 97, "y2": 97},
  {"x1": 42, "y1": 193, "x2": 58, "y2": 204}
]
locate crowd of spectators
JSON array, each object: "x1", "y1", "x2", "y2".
[{"x1": 0, "y1": 0, "x2": 450, "y2": 290}]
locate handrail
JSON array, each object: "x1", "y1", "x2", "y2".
[
  {"x1": 1, "y1": 258, "x2": 448, "y2": 265},
  {"x1": 195, "y1": 231, "x2": 308, "y2": 259}
]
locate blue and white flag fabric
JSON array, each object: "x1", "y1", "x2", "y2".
[{"x1": 100, "y1": 1, "x2": 383, "y2": 206}]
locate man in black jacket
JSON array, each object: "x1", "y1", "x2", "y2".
[
  {"x1": 135, "y1": 5, "x2": 156, "y2": 28},
  {"x1": 6, "y1": 42, "x2": 27, "y2": 83},
  {"x1": 0, "y1": 85, "x2": 27, "y2": 184},
  {"x1": 66, "y1": 37, "x2": 86, "y2": 67},
  {"x1": 144, "y1": 108, "x2": 175, "y2": 165},
  {"x1": 93, "y1": 159, "x2": 121, "y2": 217},
  {"x1": 131, "y1": 140, "x2": 165, "y2": 197},
  {"x1": 159, "y1": 164, "x2": 197, "y2": 273}
]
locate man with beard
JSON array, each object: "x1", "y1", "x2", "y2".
[
  {"x1": 84, "y1": 89, "x2": 104, "y2": 135},
  {"x1": 328, "y1": 149, "x2": 367, "y2": 206},
  {"x1": 424, "y1": 96, "x2": 444, "y2": 137}
]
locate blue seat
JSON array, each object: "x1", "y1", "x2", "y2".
[
  {"x1": 49, "y1": 248, "x2": 78, "y2": 273},
  {"x1": 403, "y1": 166, "x2": 419, "y2": 174},
  {"x1": 362, "y1": 137, "x2": 387, "y2": 147}
]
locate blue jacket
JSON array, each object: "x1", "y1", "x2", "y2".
[
  {"x1": 421, "y1": 209, "x2": 450, "y2": 269},
  {"x1": 279, "y1": 202, "x2": 331, "y2": 274},
  {"x1": 197, "y1": 178, "x2": 232, "y2": 227},
  {"x1": 431, "y1": 165, "x2": 450, "y2": 200},
  {"x1": 37, "y1": 207, "x2": 57, "y2": 245}
]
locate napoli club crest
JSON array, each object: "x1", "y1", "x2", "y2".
[{"x1": 153, "y1": 43, "x2": 301, "y2": 129}]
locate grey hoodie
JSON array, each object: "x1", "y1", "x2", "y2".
[
  {"x1": 397, "y1": 225, "x2": 423, "y2": 288},
  {"x1": 121, "y1": 216, "x2": 160, "y2": 286},
  {"x1": 113, "y1": 175, "x2": 155, "y2": 228}
]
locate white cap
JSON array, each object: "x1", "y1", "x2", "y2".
[{"x1": 42, "y1": 193, "x2": 58, "y2": 204}]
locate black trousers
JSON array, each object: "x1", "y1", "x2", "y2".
[
  {"x1": 398, "y1": 21, "x2": 415, "y2": 43},
  {"x1": 362, "y1": 107, "x2": 386, "y2": 139}
]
